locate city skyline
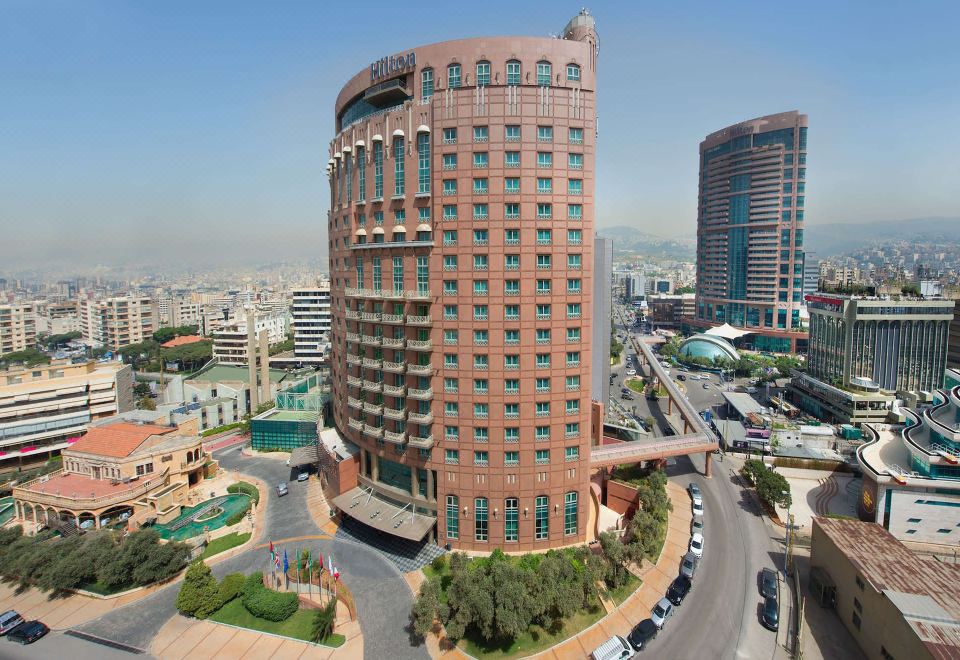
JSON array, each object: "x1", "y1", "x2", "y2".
[{"x1": 3, "y1": 0, "x2": 960, "y2": 270}]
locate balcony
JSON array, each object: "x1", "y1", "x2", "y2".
[
  {"x1": 345, "y1": 287, "x2": 374, "y2": 299},
  {"x1": 383, "y1": 383, "x2": 406, "y2": 396},
  {"x1": 383, "y1": 289, "x2": 406, "y2": 301},
  {"x1": 408, "y1": 363, "x2": 433, "y2": 376},
  {"x1": 409, "y1": 411, "x2": 434, "y2": 424},
  {"x1": 382, "y1": 337, "x2": 405, "y2": 349},
  {"x1": 347, "y1": 397, "x2": 363, "y2": 409},
  {"x1": 361, "y1": 335, "x2": 382, "y2": 347},
  {"x1": 363, "y1": 402, "x2": 383, "y2": 415},
  {"x1": 345, "y1": 310, "x2": 362, "y2": 320},
  {"x1": 407, "y1": 339, "x2": 432, "y2": 351},
  {"x1": 384, "y1": 430, "x2": 407, "y2": 445},
  {"x1": 362, "y1": 357, "x2": 382, "y2": 369},
  {"x1": 362, "y1": 380, "x2": 383, "y2": 393},
  {"x1": 505, "y1": 238, "x2": 520, "y2": 246},
  {"x1": 346, "y1": 375, "x2": 362, "y2": 387},
  {"x1": 381, "y1": 313, "x2": 404, "y2": 324},
  {"x1": 361, "y1": 312, "x2": 381, "y2": 322},
  {"x1": 408, "y1": 434, "x2": 435, "y2": 450},
  {"x1": 346, "y1": 354, "x2": 362, "y2": 366},
  {"x1": 362, "y1": 424, "x2": 384, "y2": 439},
  {"x1": 383, "y1": 407, "x2": 407, "y2": 420},
  {"x1": 407, "y1": 315, "x2": 432, "y2": 326},
  {"x1": 504, "y1": 411, "x2": 520, "y2": 419},
  {"x1": 382, "y1": 361, "x2": 406, "y2": 373},
  {"x1": 348, "y1": 418, "x2": 364, "y2": 431},
  {"x1": 565, "y1": 430, "x2": 580, "y2": 439},
  {"x1": 406, "y1": 290, "x2": 432, "y2": 301},
  {"x1": 408, "y1": 387, "x2": 433, "y2": 400},
  {"x1": 566, "y1": 383, "x2": 581, "y2": 391}
]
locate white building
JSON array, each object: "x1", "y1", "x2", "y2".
[
  {"x1": 212, "y1": 312, "x2": 288, "y2": 365},
  {"x1": 291, "y1": 284, "x2": 331, "y2": 365},
  {"x1": 0, "y1": 303, "x2": 37, "y2": 356}
]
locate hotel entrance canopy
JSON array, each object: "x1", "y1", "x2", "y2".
[{"x1": 332, "y1": 486, "x2": 436, "y2": 542}]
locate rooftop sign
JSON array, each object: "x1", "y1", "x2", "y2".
[{"x1": 370, "y1": 51, "x2": 416, "y2": 82}]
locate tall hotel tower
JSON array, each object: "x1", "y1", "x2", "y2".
[
  {"x1": 326, "y1": 11, "x2": 599, "y2": 551},
  {"x1": 693, "y1": 111, "x2": 809, "y2": 353}
]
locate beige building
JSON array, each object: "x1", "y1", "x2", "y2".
[
  {"x1": 0, "y1": 360, "x2": 133, "y2": 472},
  {"x1": 810, "y1": 517, "x2": 960, "y2": 660},
  {"x1": 80, "y1": 296, "x2": 156, "y2": 350},
  {"x1": 212, "y1": 313, "x2": 288, "y2": 366},
  {"x1": 0, "y1": 303, "x2": 37, "y2": 356},
  {"x1": 13, "y1": 420, "x2": 212, "y2": 532}
]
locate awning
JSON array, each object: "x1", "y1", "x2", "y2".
[
  {"x1": 393, "y1": 225, "x2": 407, "y2": 233},
  {"x1": 354, "y1": 139, "x2": 365, "y2": 149},
  {"x1": 392, "y1": 128, "x2": 404, "y2": 137},
  {"x1": 371, "y1": 134, "x2": 383, "y2": 142},
  {"x1": 334, "y1": 151, "x2": 342, "y2": 159},
  {"x1": 416, "y1": 223, "x2": 432, "y2": 232},
  {"x1": 372, "y1": 226, "x2": 385, "y2": 235},
  {"x1": 342, "y1": 145, "x2": 352, "y2": 153},
  {"x1": 332, "y1": 486, "x2": 436, "y2": 541},
  {"x1": 704, "y1": 323, "x2": 751, "y2": 340},
  {"x1": 416, "y1": 124, "x2": 430, "y2": 133},
  {"x1": 290, "y1": 444, "x2": 320, "y2": 466},
  {"x1": 327, "y1": 158, "x2": 335, "y2": 166},
  {"x1": 355, "y1": 227, "x2": 367, "y2": 236}
]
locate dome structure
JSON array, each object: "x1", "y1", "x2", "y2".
[{"x1": 679, "y1": 333, "x2": 739, "y2": 362}]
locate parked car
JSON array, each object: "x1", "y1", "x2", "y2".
[
  {"x1": 297, "y1": 471, "x2": 309, "y2": 482},
  {"x1": 761, "y1": 596, "x2": 779, "y2": 631},
  {"x1": 650, "y1": 598, "x2": 674, "y2": 629},
  {"x1": 691, "y1": 514, "x2": 704, "y2": 535},
  {"x1": 621, "y1": 392, "x2": 633, "y2": 400},
  {"x1": 677, "y1": 374, "x2": 686, "y2": 381},
  {"x1": 276, "y1": 483, "x2": 289, "y2": 497},
  {"x1": 626, "y1": 368, "x2": 637, "y2": 376},
  {"x1": 627, "y1": 619, "x2": 658, "y2": 651},
  {"x1": 680, "y1": 552, "x2": 699, "y2": 579},
  {"x1": 692, "y1": 499, "x2": 704, "y2": 517},
  {"x1": 689, "y1": 533, "x2": 704, "y2": 559},
  {"x1": 688, "y1": 483, "x2": 701, "y2": 501},
  {"x1": 760, "y1": 568, "x2": 778, "y2": 599},
  {"x1": 591, "y1": 634, "x2": 635, "y2": 660},
  {"x1": 666, "y1": 575, "x2": 692, "y2": 606},
  {"x1": 702, "y1": 383, "x2": 711, "y2": 389},
  {"x1": 0, "y1": 611, "x2": 24, "y2": 635},
  {"x1": 6, "y1": 621, "x2": 48, "y2": 645}
]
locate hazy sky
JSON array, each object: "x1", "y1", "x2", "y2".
[{"x1": 2, "y1": 0, "x2": 959, "y2": 271}]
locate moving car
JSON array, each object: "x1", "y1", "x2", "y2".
[
  {"x1": 591, "y1": 635, "x2": 635, "y2": 660},
  {"x1": 691, "y1": 515, "x2": 704, "y2": 535},
  {"x1": 6, "y1": 621, "x2": 48, "y2": 645},
  {"x1": 628, "y1": 619, "x2": 658, "y2": 651},
  {"x1": 680, "y1": 552, "x2": 699, "y2": 579},
  {"x1": 297, "y1": 471, "x2": 309, "y2": 482},
  {"x1": 621, "y1": 392, "x2": 633, "y2": 400},
  {"x1": 650, "y1": 598, "x2": 674, "y2": 629},
  {"x1": 276, "y1": 482, "x2": 289, "y2": 497},
  {"x1": 666, "y1": 575, "x2": 692, "y2": 606},
  {"x1": 0, "y1": 611, "x2": 24, "y2": 635},
  {"x1": 761, "y1": 596, "x2": 779, "y2": 631},
  {"x1": 692, "y1": 498, "x2": 704, "y2": 517},
  {"x1": 760, "y1": 568, "x2": 778, "y2": 599},
  {"x1": 702, "y1": 383, "x2": 711, "y2": 389},
  {"x1": 676, "y1": 374, "x2": 686, "y2": 381},
  {"x1": 689, "y1": 532, "x2": 704, "y2": 559}
]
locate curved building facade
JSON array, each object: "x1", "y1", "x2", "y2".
[
  {"x1": 327, "y1": 12, "x2": 598, "y2": 551},
  {"x1": 679, "y1": 334, "x2": 740, "y2": 362},
  {"x1": 692, "y1": 111, "x2": 809, "y2": 353}
]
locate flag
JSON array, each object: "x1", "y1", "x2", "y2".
[
  {"x1": 269, "y1": 540, "x2": 275, "y2": 562},
  {"x1": 283, "y1": 549, "x2": 289, "y2": 574},
  {"x1": 317, "y1": 552, "x2": 323, "y2": 572}
]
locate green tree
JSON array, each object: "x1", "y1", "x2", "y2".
[
  {"x1": 176, "y1": 560, "x2": 221, "y2": 618},
  {"x1": 488, "y1": 555, "x2": 535, "y2": 640},
  {"x1": 312, "y1": 597, "x2": 337, "y2": 642},
  {"x1": 133, "y1": 382, "x2": 152, "y2": 398},
  {"x1": 132, "y1": 540, "x2": 189, "y2": 585},
  {"x1": 598, "y1": 531, "x2": 628, "y2": 588},
  {"x1": 412, "y1": 578, "x2": 442, "y2": 637},
  {"x1": 138, "y1": 396, "x2": 157, "y2": 411}
]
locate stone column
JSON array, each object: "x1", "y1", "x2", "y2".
[
  {"x1": 704, "y1": 451, "x2": 713, "y2": 478},
  {"x1": 427, "y1": 469, "x2": 435, "y2": 502},
  {"x1": 411, "y1": 467, "x2": 419, "y2": 499}
]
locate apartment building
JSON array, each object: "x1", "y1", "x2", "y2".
[
  {"x1": 80, "y1": 296, "x2": 156, "y2": 350},
  {"x1": 212, "y1": 313, "x2": 288, "y2": 365},
  {"x1": 292, "y1": 283, "x2": 332, "y2": 365},
  {"x1": 0, "y1": 303, "x2": 37, "y2": 356}
]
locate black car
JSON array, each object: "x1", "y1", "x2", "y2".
[
  {"x1": 666, "y1": 575, "x2": 692, "y2": 606},
  {"x1": 761, "y1": 596, "x2": 779, "y2": 631},
  {"x1": 7, "y1": 621, "x2": 48, "y2": 645},
  {"x1": 627, "y1": 618, "x2": 658, "y2": 651},
  {"x1": 677, "y1": 374, "x2": 686, "y2": 381},
  {"x1": 760, "y1": 568, "x2": 778, "y2": 599}
]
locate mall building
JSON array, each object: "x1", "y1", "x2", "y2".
[{"x1": 326, "y1": 11, "x2": 599, "y2": 550}]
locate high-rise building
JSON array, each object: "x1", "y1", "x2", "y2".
[
  {"x1": 292, "y1": 284, "x2": 332, "y2": 365},
  {"x1": 0, "y1": 303, "x2": 37, "y2": 356},
  {"x1": 693, "y1": 111, "x2": 809, "y2": 353},
  {"x1": 802, "y1": 251, "x2": 821, "y2": 298},
  {"x1": 948, "y1": 304, "x2": 960, "y2": 373},
  {"x1": 79, "y1": 296, "x2": 156, "y2": 350},
  {"x1": 592, "y1": 236, "x2": 612, "y2": 404},
  {"x1": 327, "y1": 10, "x2": 598, "y2": 550}
]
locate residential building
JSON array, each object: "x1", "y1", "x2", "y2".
[
  {"x1": 12, "y1": 420, "x2": 211, "y2": 533},
  {"x1": 692, "y1": 111, "x2": 809, "y2": 353},
  {"x1": 34, "y1": 301, "x2": 81, "y2": 336},
  {"x1": 810, "y1": 517, "x2": 960, "y2": 660},
  {"x1": 0, "y1": 303, "x2": 37, "y2": 356},
  {"x1": 327, "y1": 10, "x2": 598, "y2": 550},
  {"x1": 949, "y1": 304, "x2": 960, "y2": 373},
  {"x1": 212, "y1": 313, "x2": 288, "y2": 365},
  {"x1": 802, "y1": 251, "x2": 820, "y2": 298},
  {"x1": 292, "y1": 283, "x2": 332, "y2": 365},
  {"x1": 0, "y1": 360, "x2": 133, "y2": 472},
  {"x1": 80, "y1": 296, "x2": 156, "y2": 350},
  {"x1": 592, "y1": 236, "x2": 612, "y2": 404}
]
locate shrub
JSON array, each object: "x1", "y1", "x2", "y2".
[
  {"x1": 312, "y1": 597, "x2": 337, "y2": 642},
  {"x1": 218, "y1": 572, "x2": 245, "y2": 605},
  {"x1": 430, "y1": 554, "x2": 447, "y2": 573},
  {"x1": 241, "y1": 571, "x2": 299, "y2": 622},
  {"x1": 225, "y1": 499, "x2": 252, "y2": 526},
  {"x1": 176, "y1": 560, "x2": 221, "y2": 619},
  {"x1": 227, "y1": 481, "x2": 260, "y2": 504}
]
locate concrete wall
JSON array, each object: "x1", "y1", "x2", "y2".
[
  {"x1": 882, "y1": 486, "x2": 960, "y2": 544},
  {"x1": 605, "y1": 479, "x2": 639, "y2": 518}
]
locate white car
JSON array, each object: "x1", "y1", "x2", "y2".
[
  {"x1": 626, "y1": 368, "x2": 637, "y2": 376},
  {"x1": 692, "y1": 499, "x2": 704, "y2": 517},
  {"x1": 689, "y1": 532, "x2": 704, "y2": 559},
  {"x1": 651, "y1": 597, "x2": 674, "y2": 629}
]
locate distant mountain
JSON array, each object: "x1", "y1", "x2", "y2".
[
  {"x1": 596, "y1": 225, "x2": 696, "y2": 260},
  {"x1": 806, "y1": 217, "x2": 960, "y2": 256}
]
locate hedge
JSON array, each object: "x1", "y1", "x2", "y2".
[
  {"x1": 241, "y1": 572, "x2": 299, "y2": 622},
  {"x1": 227, "y1": 481, "x2": 260, "y2": 505},
  {"x1": 218, "y1": 572, "x2": 246, "y2": 605},
  {"x1": 201, "y1": 422, "x2": 242, "y2": 437}
]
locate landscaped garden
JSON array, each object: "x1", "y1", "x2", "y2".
[
  {"x1": 154, "y1": 493, "x2": 253, "y2": 541},
  {"x1": 176, "y1": 561, "x2": 343, "y2": 647},
  {"x1": 0, "y1": 526, "x2": 189, "y2": 594},
  {"x1": 201, "y1": 532, "x2": 251, "y2": 560},
  {"x1": 412, "y1": 468, "x2": 672, "y2": 659}
]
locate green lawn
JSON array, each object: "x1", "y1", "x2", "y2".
[
  {"x1": 606, "y1": 574, "x2": 641, "y2": 606},
  {"x1": 459, "y1": 603, "x2": 605, "y2": 660},
  {"x1": 202, "y1": 532, "x2": 251, "y2": 559},
  {"x1": 626, "y1": 379, "x2": 646, "y2": 393},
  {"x1": 209, "y1": 598, "x2": 345, "y2": 647},
  {"x1": 81, "y1": 580, "x2": 133, "y2": 596}
]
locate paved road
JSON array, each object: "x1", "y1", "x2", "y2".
[
  {"x1": 2, "y1": 630, "x2": 137, "y2": 659},
  {"x1": 74, "y1": 446, "x2": 426, "y2": 660}
]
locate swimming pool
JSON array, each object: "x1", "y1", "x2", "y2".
[
  {"x1": 154, "y1": 494, "x2": 251, "y2": 541},
  {"x1": 0, "y1": 497, "x2": 13, "y2": 527}
]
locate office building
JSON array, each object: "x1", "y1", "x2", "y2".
[
  {"x1": 0, "y1": 303, "x2": 37, "y2": 356},
  {"x1": 949, "y1": 304, "x2": 960, "y2": 373},
  {"x1": 592, "y1": 236, "x2": 612, "y2": 404},
  {"x1": 810, "y1": 517, "x2": 960, "y2": 660},
  {"x1": 802, "y1": 251, "x2": 820, "y2": 298},
  {"x1": 692, "y1": 111, "x2": 809, "y2": 353},
  {"x1": 327, "y1": 10, "x2": 598, "y2": 550},
  {"x1": 211, "y1": 312, "x2": 288, "y2": 365},
  {"x1": 292, "y1": 283, "x2": 332, "y2": 365},
  {"x1": 649, "y1": 293, "x2": 695, "y2": 328},
  {"x1": 0, "y1": 360, "x2": 133, "y2": 472},
  {"x1": 790, "y1": 294, "x2": 955, "y2": 424},
  {"x1": 80, "y1": 296, "x2": 156, "y2": 350}
]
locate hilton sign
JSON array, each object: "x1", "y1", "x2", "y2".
[{"x1": 370, "y1": 51, "x2": 416, "y2": 82}]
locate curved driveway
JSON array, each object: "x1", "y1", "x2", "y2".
[{"x1": 75, "y1": 445, "x2": 426, "y2": 660}]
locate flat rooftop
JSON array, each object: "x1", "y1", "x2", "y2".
[
  {"x1": 187, "y1": 363, "x2": 289, "y2": 385},
  {"x1": 259, "y1": 409, "x2": 319, "y2": 422},
  {"x1": 20, "y1": 470, "x2": 154, "y2": 499},
  {"x1": 721, "y1": 391, "x2": 765, "y2": 418}
]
